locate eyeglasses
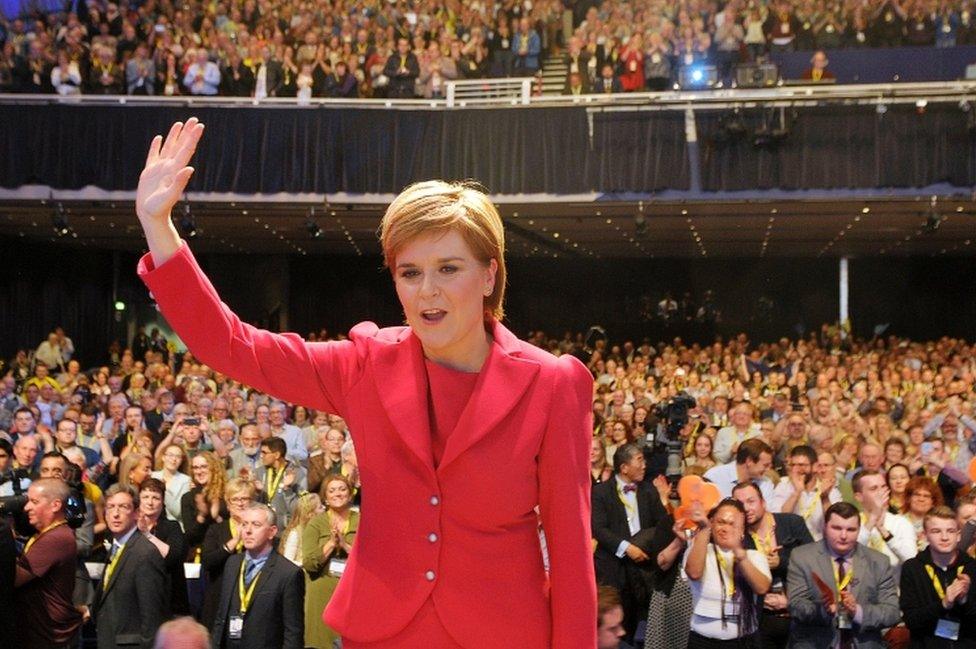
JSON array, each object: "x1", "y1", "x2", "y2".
[{"x1": 228, "y1": 496, "x2": 251, "y2": 504}]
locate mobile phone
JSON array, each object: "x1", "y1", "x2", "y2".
[
  {"x1": 183, "y1": 417, "x2": 200, "y2": 426},
  {"x1": 792, "y1": 402, "x2": 804, "y2": 412}
]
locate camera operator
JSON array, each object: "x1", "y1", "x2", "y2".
[{"x1": 15, "y1": 477, "x2": 84, "y2": 648}]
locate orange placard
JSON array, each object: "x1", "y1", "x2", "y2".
[
  {"x1": 969, "y1": 457, "x2": 976, "y2": 483},
  {"x1": 698, "y1": 483, "x2": 722, "y2": 512}
]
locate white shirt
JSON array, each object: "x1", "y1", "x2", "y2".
[
  {"x1": 684, "y1": 544, "x2": 771, "y2": 639},
  {"x1": 613, "y1": 475, "x2": 642, "y2": 558},
  {"x1": 704, "y1": 461, "x2": 775, "y2": 502},
  {"x1": 769, "y1": 480, "x2": 842, "y2": 541},
  {"x1": 712, "y1": 424, "x2": 762, "y2": 464},
  {"x1": 858, "y1": 510, "x2": 917, "y2": 581}
]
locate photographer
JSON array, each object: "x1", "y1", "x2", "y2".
[{"x1": 14, "y1": 477, "x2": 84, "y2": 648}]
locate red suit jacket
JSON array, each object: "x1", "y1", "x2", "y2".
[{"x1": 139, "y1": 244, "x2": 597, "y2": 648}]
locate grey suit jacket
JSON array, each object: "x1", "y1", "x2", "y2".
[
  {"x1": 254, "y1": 462, "x2": 306, "y2": 530},
  {"x1": 787, "y1": 540, "x2": 900, "y2": 649}
]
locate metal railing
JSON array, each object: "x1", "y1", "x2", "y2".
[{"x1": 3, "y1": 79, "x2": 976, "y2": 111}]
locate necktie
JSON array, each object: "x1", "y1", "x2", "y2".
[
  {"x1": 622, "y1": 483, "x2": 637, "y2": 494},
  {"x1": 836, "y1": 557, "x2": 853, "y2": 649},
  {"x1": 110, "y1": 541, "x2": 121, "y2": 561},
  {"x1": 244, "y1": 559, "x2": 258, "y2": 587}
]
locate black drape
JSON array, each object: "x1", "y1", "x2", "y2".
[
  {"x1": 698, "y1": 105, "x2": 976, "y2": 191},
  {"x1": 0, "y1": 104, "x2": 689, "y2": 194}
]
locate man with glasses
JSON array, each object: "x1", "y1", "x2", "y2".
[
  {"x1": 255, "y1": 437, "x2": 305, "y2": 530},
  {"x1": 94, "y1": 484, "x2": 167, "y2": 649},
  {"x1": 771, "y1": 445, "x2": 841, "y2": 541},
  {"x1": 268, "y1": 402, "x2": 308, "y2": 464},
  {"x1": 229, "y1": 423, "x2": 263, "y2": 480}
]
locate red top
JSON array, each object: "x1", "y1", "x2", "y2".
[{"x1": 425, "y1": 359, "x2": 480, "y2": 468}]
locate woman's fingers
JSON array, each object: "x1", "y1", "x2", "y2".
[
  {"x1": 159, "y1": 121, "x2": 185, "y2": 158},
  {"x1": 173, "y1": 122, "x2": 204, "y2": 169},
  {"x1": 145, "y1": 135, "x2": 163, "y2": 167}
]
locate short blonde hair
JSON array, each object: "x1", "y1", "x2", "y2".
[
  {"x1": 224, "y1": 476, "x2": 257, "y2": 502},
  {"x1": 379, "y1": 180, "x2": 507, "y2": 321}
]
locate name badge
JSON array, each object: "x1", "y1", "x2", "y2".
[
  {"x1": 228, "y1": 615, "x2": 244, "y2": 639},
  {"x1": 724, "y1": 600, "x2": 740, "y2": 617},
  {"x1": 935, "y1": 619, "x2": 961, "y2": 641},
  {"x1": 328, "y1": 558, "x2": 347, "y2": 578}
]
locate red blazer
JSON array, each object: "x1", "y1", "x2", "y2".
[{"x1": 139, "y1": 244, "x2": 597, "y2": 648}]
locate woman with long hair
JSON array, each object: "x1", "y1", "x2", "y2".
[
  {"x1": 887, "y1": 463, "x2": 911, "y2": 514},
  {"x1": 684, "y1": 432, "x2": 718, "y2": 475},
  {"x1": 684, "y1": 498, "x2": 771, "y2": 649},
  {"x1": 902, "y1": 475, "x2": 944, "y2": 549},
  {"x1": 151, "y1": 442, "x2": 192, "y2": 525},
  {"x1": 280, "y1": 492, "x2": 324, "y2": 566},
  {"x1": 179, "y1": 450, "x2": 228, "y2": 551},
  {"x1": 590, "y1": 436, "x2": 613, "y2": 485},
  {"x1": 117, "y1": 450, "x2": 153, "y2": 491},
  {"x1": 303, "y1": 475, "x2": 360, "y2": 648}
]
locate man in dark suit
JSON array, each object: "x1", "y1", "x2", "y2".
[
  {"x1": 251, "y1": 46, "x2": 283, "y2": 99},
  {"x1": 734, "y1": 480, "x2": 814, "y2": 649},
  {"x1": 592, "y1": 443, "x2": 667, "y2": 641},
  {"x1": 211, "y1": 502, "x2": 304, "y2": 649},
  {"x1": 787, "y1": 502, "x2": 900, "y2": 649},
  {"x1": 94, "y1": 484, "x2": 168, "y2": 649},
  {"x1": 383, "y1": 37, "x2": 419, "y2": 99}
]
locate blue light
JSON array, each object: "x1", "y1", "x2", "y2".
[{"x1": 691, "y1": 69, "x2": 704, "y2": 83}]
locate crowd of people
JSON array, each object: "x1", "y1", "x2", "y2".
[
  {"x1": 5, "y1": 320, "x2": 976, "y2": 648},
  {"x1": 0, "y1": 0, "x2": 974, "y2": 99}
]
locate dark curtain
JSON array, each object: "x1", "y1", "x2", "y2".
[
  {"x1": 698, "y1": 105, "x2": 976, "y2": 191},
  {"x1": 0, "y1": 104, "x2": 689, "y2": 194},
  {"x1": 589, "y1": 111, "x2": 691, "y2": 192}
]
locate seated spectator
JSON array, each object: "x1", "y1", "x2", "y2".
[
  {"x1": 597, "y1": 585, "x2": 630, "y2": 649},
  {"x1": 183, "y1": 49, "x2": 220, "y2": 96},
  {"x1": 800, "y1": 50, "x2": 836, "y2": 82},
  {"x1": 564, "y1": 70, "x2": 589, "y2": 95}
]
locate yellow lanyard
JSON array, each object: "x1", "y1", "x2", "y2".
[
  {"x1": 860, "y1": 513, "x2": 887, "y2": 552},
  {"x1": 104, "y1": 543, "x2": 127, "y2": 587},
  {"x1": 832, "y1": 557, "x2": 853, "y2": 593},
  {"x1": 924, "y1": 564, "x2": 964, "y2": 601},
  {"x1": 714, "y1": 547, "x2": 736, "y2": 597},
  {"x1": 750, "y1": 516, "x2": 775, "y2": 554},
  {"x1": 229, "y1": 520, "x2": 243, "y2": 552},
  {"x1": 265, "y1": 466, "x2": 285, "y2": 497},
  {"x1": 799, "y1": 488, "x2": 821, "y2": 520},
  {"x1": 237, "y1": 558, "x2": 262, "y2": 614},
  {"x1": 23, "y1": 520, "x2": 67, "y2": 555}
]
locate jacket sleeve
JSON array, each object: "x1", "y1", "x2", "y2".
[
  {"x1": 138, "y1": 244, "x2": 364, "y2": 416},
  {"x1": 787, "y1": 550, "x2": 832, "y2": 627},
  {"x1": 858, "y1": 557, "x2": 901, "y2": 630},
  {"x1": 899, "y1": 558, "x2": 942, "y2": 632},
  {"x1": 282, "y1": 566, "x2": 306, "y2": 649},
  {"x1": 592, "y1": 484, "x2": 625, "y2": 554},
  {"x1": 137, "y1": 544, "x2": 169, "y2": 648},
  {"x1": 538, "y1": 354, "x2": 597, "y2": 648}
]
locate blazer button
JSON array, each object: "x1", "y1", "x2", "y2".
[
  {"x1": 430, "y1": 495, "x2": 440, "y2": 506},
  {"x1": 425, "y1": 570, "x2": 436, "y2": 581},
  {"x1": 428, "y1": 533, "x2": 438, "y2": 543}
]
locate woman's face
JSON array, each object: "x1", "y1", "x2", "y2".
[
  {"x1": 393, "y1": 229, "x2": 497, "y2": 369},
  {"x1": 888, "y1": 467, "x2": 910, "y2": 494},
  {"x1": 695, "y1": 435, "x2": 712, "y2": 458},
  {"x1": 140, "y1": 489, "x2": 164, "y2": 518},
  {"x1": 909, "y1": 488, "x2": 935, "y2": 516},
  {"x1": 590, "y1": 437, "x2": 604, "y2": 464},
  {"x1": 610, "y1": 423, "x2": 627, "y2": 443},
  {"x1": 324, "y1": 479, "x2": 352, "y2": 510},
  {"x1": 710, "y1": 505, "x2": 745, "y2": 550},
  {"x1": 130, "y1": 457, "x2": 152, "y2": 487},
  {"x1": 227, "y1": 492, "x2": 252, "y2": 519},
  {"x1": 162, "y1": 446, "x2": 184, "y2": 472},
  {"x1": 191, "y1": 457, "x2": 211, "y2": 486}
]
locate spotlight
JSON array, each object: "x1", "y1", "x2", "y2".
[
  {"x1": 635, "y1": 201, "x2": 647, "y2": 238},
  {"x1": 179, "y1": 203, "x2": 197, "y2": 239},
  {"x1": 678, "y1": 65, "x2": 718, "y2": 90},
  {"x1": 52, "y1": 203, "x2": 70, "y2": 237},
  {"x1": 924, "y1": 195, "x2": 942, "y2": 234}
]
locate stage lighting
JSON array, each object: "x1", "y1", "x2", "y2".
[
  {"x1": 678, "y1": 65, "x2": 718, "y2": 90},
  {"x1": 179, "y1": 203, "x2": 197, "y2": 239},
  {"x1": 52, "y1": 203, "x2": 70, "y2": 236},
  {"x1": 924, "y1": 195, "x2": 943, "y2": 233},
  {"x1": 306, "y1": 206, "x2": 323, "y2": 239},
  {"x1": 114, "y1": 301, "x2": 126, "y2": 311},
  {"x1": 635, "y1": 201, "x2": 647, "y2": 238}
]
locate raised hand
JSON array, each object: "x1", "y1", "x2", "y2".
[{"x1": 136, "y1": 118, "x2": 205, "y2": 224}]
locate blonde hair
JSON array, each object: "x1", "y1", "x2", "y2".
[
  {"x1": 118, "y1": 451, "x2": 152, "y2": 490},
  {"x1": 379, "y1": 180, "x2": 507, "y2": 321},
  {"x1": 224, "y1": 476, "x2": 257, "y2": 502}
]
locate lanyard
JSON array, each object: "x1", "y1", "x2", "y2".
[
  {"x1": 23, "y1": 519, "x2": 67, "y2": 555},
  {"x1": 265, "y1": 466, "x2": 285, "y2": 497},
  {"x1": 237, "y1": 559, "x2": 262, "y2": 614},
  {"x1": 229, "y1": 520, "x2": 243, "y2": 552},
  {"x1": 750, "y1": 516, "x2": 775, "y2": 554},
  {"x1": 832, "y1": 557, "x2": 853, "y2": 593},
  {"x1": 615, "y1": 483, "x2": 637, "y2": 520},
  {"x1": 860, "y1": 513, "x2": 887, "y2": 552},
  {"x1": 925, "y1": 564, "x2": 964, "y2": 601},
  {"x1": 714, "y1": 546, "x2": 736, "y2": 597},
  {"x1": 799, "y1": 488, "x2": 821, "y2": 520},
  {"x1": 104, "y1": 543, "x2": 127, "y2": 587}
]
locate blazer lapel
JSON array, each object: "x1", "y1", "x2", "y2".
[
  {"x1": 373, "y1": 329, "x2": 434, "y2": 469},
  {"x1": 438, "y1": 322, "x2": 540, "y2": 472},
  {"x1": 100, "y1": 531, "x2": 139, "y2": 604}
]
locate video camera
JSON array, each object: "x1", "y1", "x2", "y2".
[
  {"x1": 0, "y1": 466, "x2": 87, "y2": 530},
  {"x1": 652, "y1": 392, "x2": 697, "y2": 483}
]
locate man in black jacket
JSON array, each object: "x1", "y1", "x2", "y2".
[
  {"x1": 383, "y1": 37, "x2": 419, "y2": 99},
  {"x1": 94, "y1": 484, "x2": 168, "y2": 649},
  {"x1": 592, "y1": 443, "x2": 667, "y2": 641},
  {"x1": 211, "y1": 502, "x2": 304, "y2": 649},
  {"x1": 735, "y1": 480, "x2": 814, "y2": 649},
  {"x1": 900, "y1": 506, "x2": 976, "y2": 648}
]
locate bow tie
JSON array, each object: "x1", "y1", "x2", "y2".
[{"x1": 622, "y1": 484, "x2": 638, "y2": 494}]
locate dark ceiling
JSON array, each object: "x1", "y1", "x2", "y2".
[{"x1": 1, "y1": 196, "x2": 974, "y2": 259}]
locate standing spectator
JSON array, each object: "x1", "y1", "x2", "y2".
[
  {"x1": 598, "y1": 586, "x2": 630, "y2": 649},
  {"x1": 183, "y1": 49, "x2": 220, "y2": 96},
  {"x1": 705, "y1": 438, "x2": 776, "y2": 501},
  {"x1": 513, "y1": 17, "x2": 542, "y2": 75},
  {"x1": 618, "y1": 34, "x2": 644, "y2": 92},
  {"x1": 853, "y1": 470, "x2": 917, "y2": 581},
  {"x1": 221, "y1": 49, "x2": 255, "y2": 97},
  {"x1": 94, "y1": 484, "x2": 168, "y2": 649},
  {"x1": 765, "y1": 0, "x2": 801, "y2": 53},
  {"x1": 14, "y1": 478, "x2": 84, "y2": 649},
  {"x1": 35, "y1": 332, "x2": 67, "y2": 371},
  {"x1": 138, "y1": 478, "x2": 189, "y2": 616},
  {"x1": 491, "y1": 17, "x2": 516, "y2": 76},
  {"x1": 87, "y1": 45, "x2": 123, "y2": 94},
  {"x1": 383, "y1": 37, "x2": 419, "y2": 98},
  {"x1": 644, "y1": 32, "x2": 672, "y2": 91},
  {"x1": 255, "y1": 437, "x2": 305, "y2": 530},
  {"x1": 252, "y1": 46, "x2": 283, "y2": 99},
  {"x1": 713, "y1": 6, "x2": 744, "y2": 81}
]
